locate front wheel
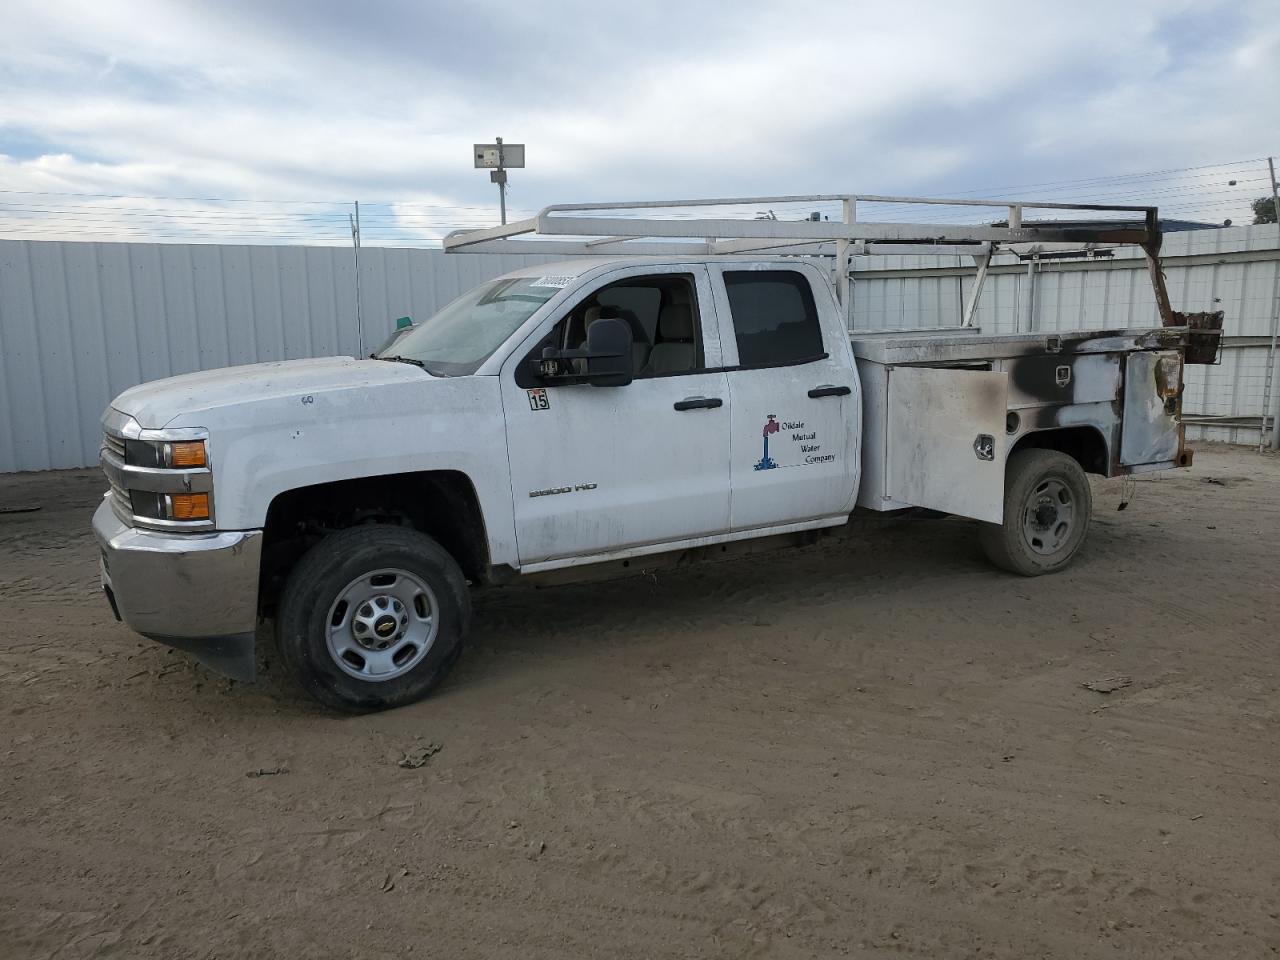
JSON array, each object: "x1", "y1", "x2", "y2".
[
  {"x1": 980, "y1": 449, "x2": 1092, "y2": 576},
  {"x1": 277, "y1": 526, "x2": 470, "y2": 712}
]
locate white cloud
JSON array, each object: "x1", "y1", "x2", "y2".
[{"x1": 0, "y1": 0, "x2": 1273, "y2": 243}]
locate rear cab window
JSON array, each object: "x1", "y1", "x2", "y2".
[{"x1": 723, "y1": 270, "x2": 825, "y2": 367}]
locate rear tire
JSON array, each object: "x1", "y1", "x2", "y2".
[
  {"x1": 980, "y1": 449, "x2": 1092, "y2": 576},
  {"x1": 277, "y1": 525, "x2": 470, "y2": 712}
]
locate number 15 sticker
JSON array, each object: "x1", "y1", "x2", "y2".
[{"x1": 527, "y1": 388, "x2": 550, "y2": 411}]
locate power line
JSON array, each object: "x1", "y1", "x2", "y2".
[
  {"x1": 0, "y1": 156, "x2": 1272, "y2": 245},
  {"x1": 936, "y1": 157, "x2": 1267, "y2": 197}
]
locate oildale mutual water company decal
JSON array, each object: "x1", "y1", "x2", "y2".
[{"x1": 753, "y1": 414, "x2": 835, "y2": 471}]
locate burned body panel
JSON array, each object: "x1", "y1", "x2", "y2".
[
  {"x1": 1007, "y1": 401, "x2": 1123, "y2": 475},
  {"x1": 1121, "y1": 351, "x2": 1183, "y2": 465},
  {"x1": 855, "y1": 324, "x2": 1192, "y2": 516},
  {"x1": 849, "y1": 327, "x2": 1184, "y2": 367},
  {"x1": 1003, "y1": 353, "x2": 1122, "y2": 409}
]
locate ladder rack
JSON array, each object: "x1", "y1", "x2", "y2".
[{"x1": 442, "y1": 193, "x2": 1186, "y2": 330}]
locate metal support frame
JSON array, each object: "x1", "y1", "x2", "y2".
[
  {"x1": 443, "y1": 191, "x2": 1168, "y2": 338},
  {"x1": 1023, "y1": 257, "x2": 1039, "y2": 333},
  {"x1": 834, "y1": 197, "x2": 853, "y2": 329},
  {"x1": 349, "y1": 200, "x2": 363, "y2": 356},
  {"x1": 1261, "y1": 156, "x2": 1280, "y2": 451},
  {"x1": 961, "y1": 250, "x2": 992, "y2": 327},
  {"x1": 443, "y1": 193, "x2": 1159, "y2": 257}
]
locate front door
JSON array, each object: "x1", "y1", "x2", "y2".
[
  {"x1": 713, "y1": 266, "x2": 860, "y2": 532},
  {"x1": 501, "y1": 265, "x2": 732, "y2": 565}
]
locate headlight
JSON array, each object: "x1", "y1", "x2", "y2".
[{"x1": 123, "y1": 439, "x2": 207, "y2": 468}]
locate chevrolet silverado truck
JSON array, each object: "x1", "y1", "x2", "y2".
[{"x1": 93, "y1": 194, "x2": 1221, "y2": 711}]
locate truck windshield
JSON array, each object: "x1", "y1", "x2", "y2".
[{"x1": 376, "y1": 277, "x2": 563, "y2": 376}]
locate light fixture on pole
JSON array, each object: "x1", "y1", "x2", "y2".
[{"x1": 473, "y1": 138, "x2": 525, "y2": 225}]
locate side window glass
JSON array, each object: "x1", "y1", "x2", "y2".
[
  {"x1": 596, "y1": 286, "x2": 662, "y2": 344},
  {"x1": 519, "y1": 274, "x2": 704, "y2": 382},
  {"x1": 723, "y1": 271, "x2": 825, "y2": 367}
]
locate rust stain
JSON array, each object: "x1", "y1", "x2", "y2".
[{"x1": 1176, "y1": 310, "x2": 1224, "y2": 365}]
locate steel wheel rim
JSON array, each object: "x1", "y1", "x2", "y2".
[
  {"x1": 1022, "y1": 477, "x2": 1075, "y2": 556},
  {"x1": 325, "y1": 568, "x2": 439, "y2": 682}
]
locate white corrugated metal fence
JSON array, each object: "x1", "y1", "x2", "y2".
[
  {"x1": 0, "y1": 240, "x2": 555, "y2": 472},
  {"x1": 1, "y1": 227, "x2": 1277, "y2": 471}
]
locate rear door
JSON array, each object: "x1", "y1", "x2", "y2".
[{"x1": 711, "y1": 265, "x2": 860, "y2": 532}]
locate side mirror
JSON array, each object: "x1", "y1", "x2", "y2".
[
  {"x1": 584, "y1": 317, "x2": 633, "y2": 387},
  {"x1": 538, "y1": 317, "x2": 633, "y2": 387}
]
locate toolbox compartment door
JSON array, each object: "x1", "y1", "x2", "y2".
[
  {"x1": 886, "y1": 366, "x2": 1009, "y2": 523},
  {"x1": 1120, "y1": 350, "x2": 1182, "y2": 466}
]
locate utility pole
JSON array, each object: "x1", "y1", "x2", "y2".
[
  {"x1": 350, "y1": 200, "x2": 364, "y2": 356},
  {"x1": 495, "y1": 137, "x2": 507, "y2": 226},
  {"x1": 1263, "y1": 156, "x2": 1280, "y2": 450}
]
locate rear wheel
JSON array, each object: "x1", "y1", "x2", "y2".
[
  {"x1": 277, "y1": 525, "x2": 469, "y2": 711},
  {"x1": 980, "y1": 449, "x2": 1092, "y2": 576}
]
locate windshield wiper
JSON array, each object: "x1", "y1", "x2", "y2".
[{"x1": 376, "y1": 355, "x2": 427, "y2": 369}]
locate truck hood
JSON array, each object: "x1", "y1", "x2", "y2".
[{"x1": 111, "y1": 356, "x2": 433, "y2": 428}]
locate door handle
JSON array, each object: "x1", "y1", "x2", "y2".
[
  {"x1": 673, "y1": 396, "x2": 724, "y2": 411},
  {"x1": 808, "y1": 385, "x2": 851, "y2": 398}
]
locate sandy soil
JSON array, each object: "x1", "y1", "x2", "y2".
[{"x1": 2, "y1": 444, "x2": 1279, "y2": 960}]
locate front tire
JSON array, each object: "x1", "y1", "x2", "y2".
[
  {"x1": 980, "y1": 449, "x2": 1092, "y2": 576},
  {"x1": 277, "y1": 526, "x2": 470, "y2": 712}
]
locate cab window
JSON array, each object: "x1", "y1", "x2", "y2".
[
  {"x1": 723, "y1": 270, "x2": 825, "y2": 367},
  {"x1": 519, "y1": 274, "x2": 704, "y2": 384}
]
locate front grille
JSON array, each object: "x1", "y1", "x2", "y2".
[
  {"x1": 102, "y1": 428, "x2": 132, "y2": 522},
  {"x1": 107, "y1": 476, "x2": 133, "y2": 522},
  {"x1": 102, "y1": 431, "x2": 126, "y2": 461}
]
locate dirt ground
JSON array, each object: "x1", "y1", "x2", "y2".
[{"x1": 2, "y1": 444, "x2": 1279, "y2": 960}]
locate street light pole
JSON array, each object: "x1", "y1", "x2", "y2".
[
  {"x1": 473, "y1": 139, "x2": 523, "y2": 227},
  {"x1": 494, "y1": 136, "x2": 508, "y2": 226}
]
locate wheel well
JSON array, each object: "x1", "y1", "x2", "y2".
[
  {"x1": 1010, "y1": 426, "x2": 1108, "y2": 475},
  {"x1": 258, "y1": 471, "x2": 489, "y2": 613}
]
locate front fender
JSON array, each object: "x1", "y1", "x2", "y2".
[{"x1": 172, "y1": 376, "x2": 519, "y2": 567}]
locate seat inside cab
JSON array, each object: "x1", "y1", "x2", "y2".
[{"x1": 566, "y1": 274, "x2": 701, "y2": 377}]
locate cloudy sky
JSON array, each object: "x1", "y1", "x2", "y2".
[{"x1": 0, "y1": 0, "x2": 1276, "y2": 244}]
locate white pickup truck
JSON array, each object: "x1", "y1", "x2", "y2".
[{"x1": 93, "y1": 195, "x2": 1221, "y2": 711}]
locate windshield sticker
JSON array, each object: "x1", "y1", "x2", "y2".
[{"x1": 529, "y1": 275, "x2": 575, "y2": 289}]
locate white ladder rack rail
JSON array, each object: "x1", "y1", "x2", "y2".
[{"x1": 441, "y1": 194, "x2": 1175, "y2": 328}]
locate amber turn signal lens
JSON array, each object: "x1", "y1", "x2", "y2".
[
  {"x1": 169, "y1": 493, "x2": 210, "y2": 520},
  {"x1": 168, "y1": 441, "x2": 207, "y2": 467}
]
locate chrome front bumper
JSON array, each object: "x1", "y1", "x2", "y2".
[{"x1": 93, "y1": 498, "x2": 263, "y2": 680}]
